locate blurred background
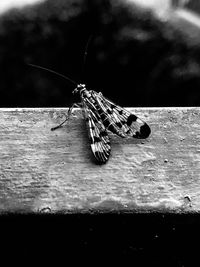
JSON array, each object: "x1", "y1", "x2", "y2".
[{"x1": 0, "y1": 0, "x2": 200, "y2": 107}]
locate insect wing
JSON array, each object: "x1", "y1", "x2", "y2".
[
  {"x1": 91, "y1": 91, "x2": 151, "y2": 139},
  {"x1": 82, "y1": 101, "x2": 111, "y2": 163}
]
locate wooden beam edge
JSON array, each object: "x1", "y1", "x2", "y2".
[{"x1": 0, "y1": 107, "x2": 199, "y2": 213}]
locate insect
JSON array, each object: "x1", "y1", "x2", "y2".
[
  {"x1": 29, "y1": 52, "x2": 150, "y2": 164},
  {"x1": 62, "y1": 83, "x2": 151, "y2": 163}
]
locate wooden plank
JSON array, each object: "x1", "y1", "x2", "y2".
[{"x1": 0, "y1": 107, "x2": 199, "y2": 213}]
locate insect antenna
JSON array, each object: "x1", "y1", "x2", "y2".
[
  {"x1": 81, "y1": 34, "x2": 93, "y2": 82},
  {"x1": 28, "y1": 63, "x2": 78, "y2": 86}
]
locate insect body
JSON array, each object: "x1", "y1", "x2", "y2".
[
  {"x1": 53, "y1": 83, "x2": 151, "y2": 163},
  {"x1": 29, "y1": 64, "x2": 151, "y2": 164}
]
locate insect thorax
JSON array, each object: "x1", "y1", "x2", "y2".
[{"x1": 73, "y1": 83, "x2": 85, "y2": 93}]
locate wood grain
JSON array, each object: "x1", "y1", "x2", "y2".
[{"x1": 0, "y1": 107, "x2": 199, "y2": 213}]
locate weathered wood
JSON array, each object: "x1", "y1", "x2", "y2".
[{"x1": 0, "y1": 107, "x2": 199, "y2": 213}]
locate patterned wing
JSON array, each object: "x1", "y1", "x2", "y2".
[
  {"x1": 91, "y1": 91, "x2": 151, "y2": 139},
  {"x1": 82, "y1": 100, "x2": 111, "y2": 163}
]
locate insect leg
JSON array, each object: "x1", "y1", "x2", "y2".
[{"x1": 51, "y1": 103, "x2": 82, "y2": 131}]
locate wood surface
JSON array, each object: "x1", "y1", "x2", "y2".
[{"x1": 0, "y1": 107, "x2": 199, "y2": 213}]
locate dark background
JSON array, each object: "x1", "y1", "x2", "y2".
[
  {"x1": 1, "y1": 213, "x2": 200, "y2": 265},
  {"x1": 1, "y1": 0, "x2": 200, "y2": 265},
  {"x1": 1, "y1": 0, "x2": 200, "y2": 107}
]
